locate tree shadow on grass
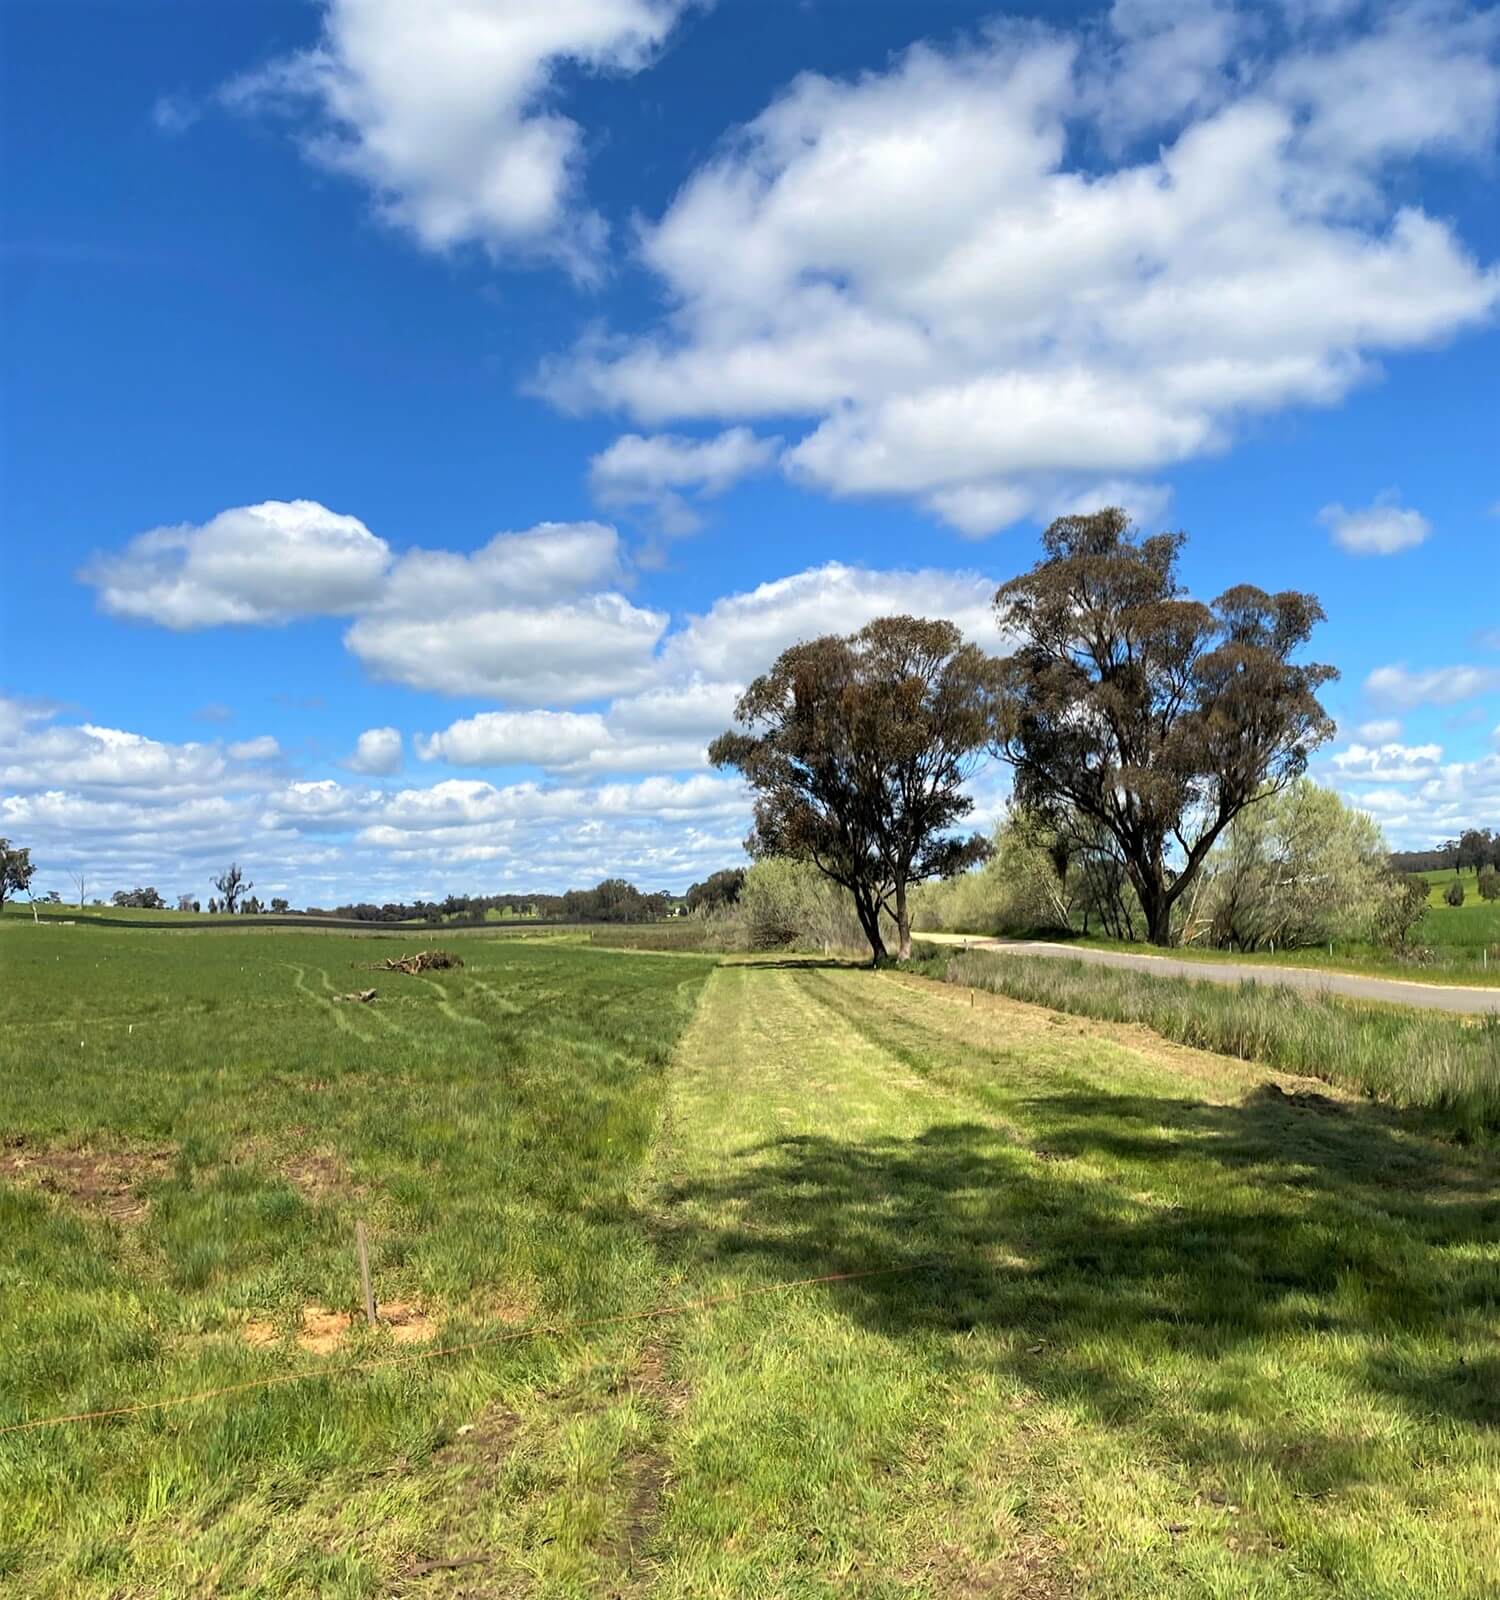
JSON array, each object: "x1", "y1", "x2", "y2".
[{"x1": 649, "y1": 1085, "x2": 1499, "y2": 1497}]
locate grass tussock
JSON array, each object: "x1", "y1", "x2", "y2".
[{"x1": 918, "y1": 945, "x2": 1500, "y2": 1138}]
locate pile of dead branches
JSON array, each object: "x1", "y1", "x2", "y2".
[{"x1": 363, "y1": 949, "x2": 465, "y2": 975}]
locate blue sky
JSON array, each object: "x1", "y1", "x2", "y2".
[{"x1": 3, "y1": 0, "x2": 1497, "y2": 905}]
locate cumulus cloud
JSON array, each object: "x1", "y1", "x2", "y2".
[
  {"x1": 346, "y1": 592, "x2": 667, "y2": 701},
  {"x1": 1351, "y1": 718, "x2": 1402, "y2": 743},
  {"x1": 227, "y1": 735, "x2": 282, "y2": 761},
  {"x1": 536, "y1": 1, "x2": 1500, "y2": 533},
  {"x1": 223, "y1": 0, "x2": 691, "y2": 274},
  {"x1": 0, "y1": 690, "x2": 753, "y2": 902},
  {"x1": 82, "y1": 507, "x2": 650, "y2": 706},
  {"x1": 418, "y1": 709, "x2": 610, "y2": 768},
  {"x1": 1336, "y1": 751, "x2": 1500, "y2": 844},
  {"x1": 337, "y1": 520, "x2": 657, "y2": 700},
  {"x1": 346, "y1": 726, "x2": 403, "y2": 775},
  {"x1": 1318, "y1": 492, "x2": 1432, "y2": 554},
  {"x1": 1330, "y1": 740, "x2": 1442, "y2": 782},
  {"x1": 589, "y1": 427, "x2": 779, "y2": 535},
  {"x1": 416, "y1": 679, "x2": 742, "y2": 775},
  {"x1": 661, "y1": 561, "x2": 1008, "y2": 683},
  {"x1": 82, "y1": 500, "x2": 391, "y2": 628},
  {"x1": 0, "y1": 701, "x2": 297, "y2": 799},
  {"x1": 373, "y1": 521, "x2": 624, "y2": 616},
  {"x1": 1364, "y1": 663, "x2": 1500, "y2": 709}
]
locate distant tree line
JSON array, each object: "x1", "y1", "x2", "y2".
[{"x1": 1389, "y1": 829, "x2": 1500, "y2": 876}]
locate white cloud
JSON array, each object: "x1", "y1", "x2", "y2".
[
  {"x1": 536, "y1": 2, "x2": 1500, "y2": 533},
  {"x1": 346, "y1": 726, "x2": 404, "y2": 775},
  {"x1": 1351, "y1": 718, "x2": 1402, "y2": 743},
  {"x1": 83, "y1": 500, "x2": 391, "y2": 628},
  {"x1": 374, "y1": 521, "x2": 623, "y2": 616},
  {"x1": 662, "y1": 561, "x2": 1008, "y2": 683},
  {"x1": 1365, "y1": 663, "x2": 1500, "y2": 709},
  {"x1": 335, "y1": 520, "x2": 660, "y2": 702},
  {"x1": 0, "y1": 726, "x2": 225, "y2": 794},
  {"x1": 416, "y1": 679, "x2": 741, "y2": 775},
  {"x1": 589, "y1": 427, "x2": 779, "y2": 535},
  {"x1": 418, "y1": 709, "x2": 609, "y2": 768},
  {"x1": 1330, "y1": 740, "x2": 1442, "y2": 782},
  {"x1": 223, "y1": 0, "x2": 691, "y2": 274},
  {"x1": 1317, "y1": 492, "x2": 1432, "y2": 554},
  {"x1": 1338, "y1": 752, "x2": 1500, "y2": 846},
  {"x1": 227, "y1": 735, "x2": 282, "y2": 761},
  {"x1": 346, "y1": 591, "x2": 667, "y2": 701}
]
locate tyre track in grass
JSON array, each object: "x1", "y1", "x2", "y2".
[{"x1": 282, "y1": 963, "x2": 372, "y2": 1042}]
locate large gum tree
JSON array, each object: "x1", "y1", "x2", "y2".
[
  {"x1": 710, "y1": 616, "x2": 997, "y2": 964},
  {"x1": 991, "y1": 509, "x2": 1337, "y2": 947}
]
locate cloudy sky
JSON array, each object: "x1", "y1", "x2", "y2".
[{"x1": 4, "y1": 0, "x2": 1498, "y2": 905}]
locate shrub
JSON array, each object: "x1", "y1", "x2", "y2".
[
  {"x1": 1478, "y1": 867, "x2": 1499, "y2": 902},
  {"x1": 1445, "y1": 878, "x2": 1466, "y2": 907}
]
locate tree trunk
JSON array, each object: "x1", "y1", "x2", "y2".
[
  {"x1": 1138, "y1": 876, "x2": 1176, "y2": 947},
  {"x1": 853, "y1": 889, "x2": 888, "y2": 967},
  {"x1": 894, "y1": 879, "x2": 912, "y2": 961}
]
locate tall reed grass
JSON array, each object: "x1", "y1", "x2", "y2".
[{"x1": 918, "y1": 946, "x2": 1500, "y2": 1138}]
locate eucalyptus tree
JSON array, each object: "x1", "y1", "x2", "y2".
[
  {"x1": 991, "y1": 509, "x2": 1336, "y2": 946},
  {"x1": 711, "y1": 615, "x2": 998, "y2": 963}
]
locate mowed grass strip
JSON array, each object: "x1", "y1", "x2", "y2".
[
  {"x1": 641, "y1": 961, "x2": 1499, "y2": 1599},
  {"x1": 0, "y1": 925, "x2": 715, "y2": 1597}
]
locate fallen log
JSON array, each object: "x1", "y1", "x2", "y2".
[{"x1": 331, "y1": 988, "x2": 378, "y2": 1004}]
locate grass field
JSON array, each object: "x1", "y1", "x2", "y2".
[{"x1": 2, "y1": 923, "x2": 1497, "y2": 1596}]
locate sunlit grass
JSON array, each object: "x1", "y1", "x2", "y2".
[{"x1": 2, "y1": 925, "x2": 1496, "y2": 1596}]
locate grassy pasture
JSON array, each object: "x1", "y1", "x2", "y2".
[{"x1": 2, "y1": 923, "x2": 1497, "y2": 1596}]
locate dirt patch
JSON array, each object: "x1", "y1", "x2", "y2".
[
  {"x1": 601, "y1": 1340, "x2": 686, "y2": 1590},
  {"x1": 433, "y1": 1405, "x2": 519, "y2": 1472},
  {"x1": 612, "y1": 1452, "x2": 667, "y2": 1582},
  {"x1": 241, "y1": 1319, "x2": 280, "y2": 1348},
  {"x1": 296, "y1": 1305, "x2": 353, "y2": 1354},
  {"x1": 0, "y1": 1140, "x2": 175, "y2": 1221},
  {"x1": 906, "y1": 1537, "x2": 1070, "y2": 1599},
  {"x1": 281, "y1": 1150, "x2": 363, "y2": 1201},
  {"x1": 381, "y1": 1300, "x2": 438, "y2": 1344}
]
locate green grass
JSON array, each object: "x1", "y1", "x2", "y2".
[
  {"x1": 915, "y1": 945, "x2": 1500, "y2": 1138},
  {"x1": 1, "y1": 924, "x2": 714, "y2": 1596},
  {"x1": 2, "y1": 923, "x2": 1497, "y2": 1595}
]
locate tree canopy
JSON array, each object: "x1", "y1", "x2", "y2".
[
  {"x1": 0, "y1": 839, "x2": 36, "y2": 910},
  {"x1": 991, "y1": 509, "x2": 1336, "y2": 945},
  {"x1": 710, "y1": 615, "x2": 997, "y2": 962},
  {"x1": 213, "y1": 863, "x2": 251, "y2": 914}
]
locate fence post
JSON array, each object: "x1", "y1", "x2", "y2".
[{"x1": 355, "y1": 1220, "x2": 377, "y2": 1327}]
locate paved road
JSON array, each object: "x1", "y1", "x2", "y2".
[{"x1": 918, "y1": 933, "x2": 1500, "y2": 1016}]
